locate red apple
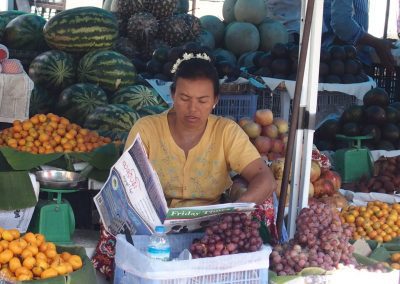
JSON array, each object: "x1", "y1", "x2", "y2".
[
  {"x1": 254, "y1": 136, "x2": 272, "y2": 154},
  {"x1": 310, "y1": 161, "x2": 321, "y2": 182},
  {"x1": 254, "y1": 109, "x2": 274, "y2": 126},
  {"x1": 273, "y1": 118, "x2": 289, "y2": 134},
  {"x1": 262, "y1": 124, "x2": 279, "y2": 139},
  {"x1": 242, "y1": 122, "x2": 261, "y2": 139},
  {"x1": 313, "y1": 178, "x2": 335, "y2": 198},
  {"x1": 320, "y1": 170, "x2": 342, "y2": 191},
  {"x1": 271, "y1": 139, "x2": 285, "y2": 153},
  {"x1": 238, "y1": 117, "x2": 252, "y2": 128}
]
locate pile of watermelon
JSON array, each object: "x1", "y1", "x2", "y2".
[{"x1": 1, "y1": 7, "x2": 168, "y2": 143}]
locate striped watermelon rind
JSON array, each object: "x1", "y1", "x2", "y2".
[
  {"x1": 84, "y1": 104, "x2": 141, "y2": 132},
  {"x1": 4, "y1": 14, "x2": 48, "y2": 51},
  {"x1": 29, "y1": 85, "x2": 56, "y2": 116},
  {"x1": 0, "y1": 11, "x2": 26, "y2": 40},
  {"x1": 77, "y1": 50, "x2": 137, "y2": 92},
  {"x1": 57, "y1": 83, "x2": 109, "y2": 126},
  {"x1": 110, "y1": 85, "x2": 164, "y2": 110},
  {"x1": 29, "y1": 50, "x2": 76, "y2": 91},
  {"x1": 137, "y1": 105, "x2": 169, "y2": 117},
  {"x1": 43, "y1": 6, "x2": 118, "y2": 53}
]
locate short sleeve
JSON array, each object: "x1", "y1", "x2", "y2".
[
  {"x1": 123, "y1": 118, "x2": 151, "y2": 153},
  {"x1": 223, "y1": 121, "x2": 261, "y2": 174}
]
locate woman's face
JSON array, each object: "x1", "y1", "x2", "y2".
[{"x1": 172, "y1": 77, "x2": 218, "y2": 129}]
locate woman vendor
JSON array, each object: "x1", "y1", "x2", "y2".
[
  {"x1": 92, "y1": 53, "x2": 277, "y2": 279},
  {"x1": 124, "y1": 53, "x2": 276, "y2": 207}
]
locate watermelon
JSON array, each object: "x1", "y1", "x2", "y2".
[
  {"x1": 43, "y1": 7, "x2": 118, "y2": 53},
  {"x1": 138, "y1": 105, "x2": 168, "y2": 117},
  {"x1": 77, "y1": 50, "x2": 137, "y2": 92},
  {"x1": 84, "y1": 104, "x2": 141, "y2": 133},
  {"x1": 110, "y1": 85, "x2": 163, "y2": 110},
  {"x1": 57, "y1": 83, "x2": 109, "y2": 126},
  {"x1": 97, "y1": 130, "x2": 128, "y2": 142},
  {"x1": 29, "y1": 86, "x2": 56, "y2": 116},
  {"x1": 0, "y1": 11, "x2": 27, "y2": 40},
  {"x1": 224, "y1": 22, "x2": 260, "y2": 56},
  {"x1": 29, "y1": 50, "x2": 76, "y2": 91},
  {"x1": 4, "y1": 14, "x2": 48, "y2": 51}
]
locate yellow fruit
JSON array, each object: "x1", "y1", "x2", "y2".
[
  {"x1": 26, "y1": 245, "x2": 38, "y2": 256},
  {"x1": 23, "y1": 232, "x2": 37, "y2": 245},
  {"x1": 0, "y1": 249, "x2": 13, "y2": 264},
  {"x1": 61, "y1": 252, "x2": 71, "y2": 261},
  {"x1": 68, "y1": 255, "x2": 83, "y2": 270},
  {"x1": 36, "y1": 252, "x2": 47, "y2": 261},
  {"x1": 22, "y1": 256, "x2": 36, "y2": 270},
  {"x1": 36, "y1": 259, "x2": 49, "y2": 270},
  {"x1": 8, "y1": 240, "x2": 23, "y2": 255},
  {"x1": 64, "y1": 262, "x2": 73, "y2": 273},
  {"x1": 1, "y1": 231, "x2": 14, "y2": 242},
  {"x1": 17, "y1": 273, "x2": 33, "y2": 281},
  {"x1": 0, "y1": 227, "x2": 4, "y2": 235},
  {"x1": 32, "y1": 266, "x2": 43, "y2": 277},
  {"x1": 47, "y1": 242, "x2": 56, "y2": 251},
  {"x1": 54, "y1": 264, "x2": 68, "y2": 275},
  {"x1": 16, "y1": 238, "x2": 27, "y2": 250},
  {"x1": 14, "y1": 266, "x2": 31, "y2": 277},
  {"x1": 9, "y1": 257, "x2": 21, "y2": 273},
  {"x1": 39, "y1": 242, "x2": 48, "y2": 252},
  {"x1": 391, "y1": 252, "x2": 400, "y2": 263},
  {"x1": 41, "y1": 267, "x2": 58, "y2": 279},
  {"x1": 20, "y1": 249, "x2": 33, "y2": 259},
  {"x1": 8, "y1": 229, "x2": 20, "y2": 240},
  {"x1": 35, "y1": 234, "x2": 45, "y2": 246},
  {"x1": 45, "y1": 249, "x2": 57, "y2": 259},
  {"x1": 391, "y1": 263, "x2": 400, "y2": 270}
]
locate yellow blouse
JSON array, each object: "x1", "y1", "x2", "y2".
[{"x1": 124, "y1": 111, "x2": 260, "y2": 208}]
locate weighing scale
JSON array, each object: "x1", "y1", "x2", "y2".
[
  {"x1": 30, "y1": 170, "x2": 84, "y2": 245},
  {"x1": 333, "y1": 135, "x2": 374, "y2": 183}
]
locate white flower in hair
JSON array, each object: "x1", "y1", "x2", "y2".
[{"x1": 171, "y1": 52, "x2": 211, "y2": 74}]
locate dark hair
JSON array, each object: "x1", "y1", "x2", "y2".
[{"x1": 170, "y1": 58, "x2": 219, "y2": 97}]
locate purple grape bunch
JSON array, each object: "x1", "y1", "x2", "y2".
[
  {"x1": 270, "y1": 202, "x2": 357, "y2": 276},
  {"x1": 190, "y1": 213, "x2": 263, "y2": 258}
]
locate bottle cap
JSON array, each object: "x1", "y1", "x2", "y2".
[{"x1": 155, "y1": 226, "x2": 165, "y2": 233}]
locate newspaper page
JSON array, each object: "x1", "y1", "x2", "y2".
[
  {"x1": 94, "y1": 134, "x2": 167, "y2": 236},
  {"x1": 164, "y1": 203, "x2": 256, "y2": 233}
]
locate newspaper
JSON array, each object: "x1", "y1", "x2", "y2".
[{"x1": 94, "y1": 134, "x2": 256, "y2": 236}]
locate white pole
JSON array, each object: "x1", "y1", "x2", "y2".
[
  {"x1": 286, "y1": 0, "x2": 324, "y2": 238},
  {"x1": 0, "y1": 0, "x2": 14, "y2": 11}
]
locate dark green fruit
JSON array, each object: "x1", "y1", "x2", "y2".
[
  {"x1": 385, "y1": 106, "x2": 400, "y2": 123},
  {"x1": 361, "y1": 124, "x2": 381, "y2": 143},
  {"x1": 344, "y1": 59, "x2": 361, "y2": 75},
  {"x1": 340, "y1": 105, "x2": 364, "y2": 123},
  {"x1": 341, "y1": 122, "x2": 360, "y2": 136},
  {"x1": 315, "y1": 118, "x2": 340, "y2": 140},
  {"x1": 376, "y1": 140, "x2": 395, "y2": 151},
  {"x1": 329, "y1": 59, "x2": 345, "y2": 76},
  {"x1": 341, "y1": 74, "x2": 356, "y2": 84},
  {"x1": 271, "y1": 58, "x2": 291, "y2": 76},
  {"x1": 343, "y1": 45, "x2": 357, "y2": 59},
  {"x1": 325, "y1": 75, "x2": 342, "y2": 84},
  {"x1": 382, "y1": 123, "x2": 400, "y2": 142},
  {"x1": 319, "y1": 62, "x2": 329, "y2": 76},
  {"x1": 364, "y1": 105, "x2": 387, "y2": 125},
  {"x1": 329, "y1": 45, "x2": 346, "y2": 60},
  {"x1": 363, "y1": 87, "x2": 390, "y2": 107},
  {"x1": 271, "y1": 43, "x2": 289, "y2": 58}
]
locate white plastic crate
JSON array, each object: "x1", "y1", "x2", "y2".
[{"x1": 114, "y1": 233, "x2": 271, "y2": 284}]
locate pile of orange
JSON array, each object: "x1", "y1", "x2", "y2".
[
  {"x1": 340, "y1": 201, "x2": 400, "y2": 243},
  {"x1": 0, "y1": 113, "x2": 112, "y2": 154},
  {"x1": 0, "y1": 227, "x2": 83, "y2": 281},
  {"x1": 389, "y1": 252, "x2": 400, "y2": 270}
]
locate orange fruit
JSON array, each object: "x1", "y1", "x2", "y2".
[
  {"x1": 22, "y1": 256, "x2": 36, "y2": 270},
  {"x1": 32, "y1": 266, "x2": 43, "y2": 277},
  {"x1": 68, "y1": 255, "x2": 82, "y2": 270},
  {"x1": 41, "y1": 267, "x2": 58, "y2": 279},
  {"x1": 9, "y1": 257, "x2": 21, "y2": 272},
  {"x1": 0, "y1": 249, "x2": 14, "y2": 264},
  {"x1": 391, "y1": 252, "x2": 400, "y2": 263}
]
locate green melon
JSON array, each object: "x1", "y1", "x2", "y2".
[
  {"x1": 77, "y1": 50, "x2": 137, "y2": 93},
  {"x1": 4, "y1": 14, "x2": 47, "y2": 51},
  {"x1": 29, "y1": 86, "x2": 56, "y2": 116},
  {"x1": 258, "y1": 18, "x2": 289, "y2": 52},
  {"x1": 196, "y1": 30, "x2": 215, "y2": 50},
  {"x1": 57, "y1": 83, "x2": 109, "y2": 126},
  {"x1": 222, "y1": 0, "x2": 237, "y2": 23},
  {"x1": 29, "y1": 50, "x2": 76, "y2": 91},
  {"x1": 98, "y1": 129, "x2": 128, "y2": 142},
  {"x1": 213, "y1": 48, "x2": 237, "y2": 65},
  {"x1": 224, "y1": 22, "x2": 260, "y2": 56},
  {"x1": 110, "y1": 85, "x2": 163, "y2": 110},
  {"x1": 84, "y1": 104, "x2": 141, "y2": 133},
  {"x1": 234, "y1": 0, "x2": 267, "y2": 25},
  {"x1": 137, "y1": 105, "x2": 168, "y2": 117},
  {"x1": 0, "y1": 11, "x2": 27, "y2": 40},
  {"x1": 43, "y1": 6, "x2": 118, "y2": 53},
  {"x1": 199, "y1": 15, "x2": 225, "y2": 45}
]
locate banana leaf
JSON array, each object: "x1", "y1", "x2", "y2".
[
  {"x1": 369, "y1": 246, "x2": 392, "y2": 262},
  {"x1": 0, "y1": 171, "x2": 37, "y2": 210},
  {"x1": 0, "y1": 144, "x2": 120, "y2": 176},
  {"x1": 21, "y1": 245, "x2": 96, "y2": 284}
]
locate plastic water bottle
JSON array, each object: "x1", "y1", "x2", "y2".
[{"x1": 147, "y1": 225, "x2": 171, "y2": 261}]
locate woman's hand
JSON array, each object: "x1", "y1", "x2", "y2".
[
  {"x1": 359, "y1": 34, "x2": 396, "y2": 71},
  {"x1": 236, "y1": 158, "x2": 276, "y2": 205}
]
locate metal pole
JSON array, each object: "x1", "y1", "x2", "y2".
[
  {"x1": 383, "y1": 0, "x2": 390, "y2": 39},
  {"x1": 191, "y1": 0, "x2": 196, "y2": 16},
  {"x1": 276, "y1": 0, "x2": 315, "y2": 240}
]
